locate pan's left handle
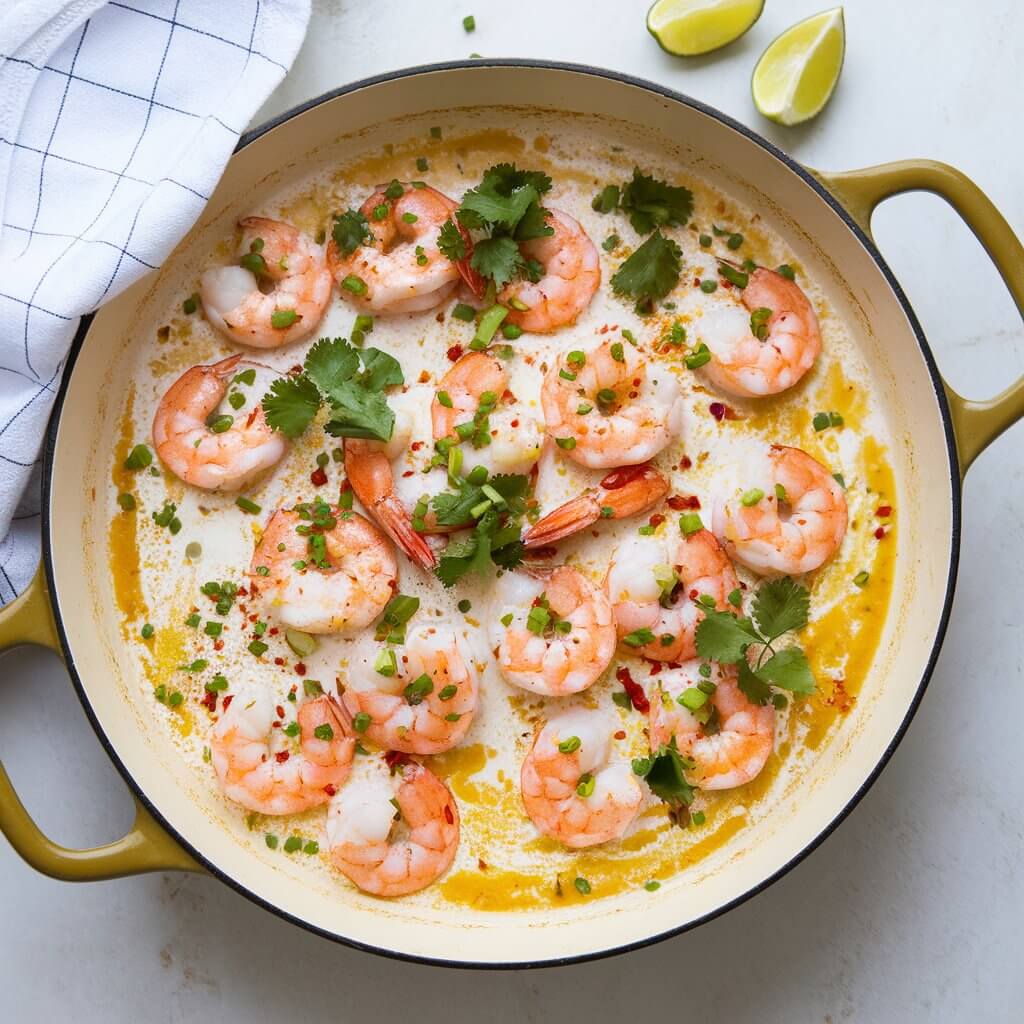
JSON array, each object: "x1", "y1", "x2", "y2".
[
  {"x1": 0, "y1": 567, "x2": 202, "y2": 880},
  {"x1": 813, "y1": 160, "x2": 1024, "y2": 477}
]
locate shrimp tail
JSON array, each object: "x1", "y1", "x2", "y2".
[
  {"x1": 210, "y1": 353, "x2": 243, "y2": 380},
  {"x1": 523, "y1": 464, "x2": 668, "y2": 548},
  {"x1": 373, "y1": 494, "x2": 438, "y2": 570}
]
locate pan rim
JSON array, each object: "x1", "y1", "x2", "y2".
[{"x1": 40, "y1": 57, "x2": 962, "y2": 970}]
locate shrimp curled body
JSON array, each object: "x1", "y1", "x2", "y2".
[
  {"x1": 499, "y1": 209, "x2": 600, "y2": 333},
  {"x1": 152, "y1": 355, "x2": 286, "y2": 490},
  {"x1": 699, "y1": 268, "x2": 821, "y2": 398},
  {"x1": 521, "y1": 708, "x2": 643, "y2": 848},
  {"x1": 327, "y1": 760, "x2": 459, "y2": 897},
  {"x1": 491, "y1": 566, "x2": 616, "y2": 696},
  {"x1": 542, "y1": 339, "x2": 684, "y2": 469},
  {"x1": 248, "y1": 508, "x2": 397, "y2": 634},
  {"x1": 342, "y1": 626, "x2": 479, "y2": 755},
  {"x1": 211, "y1": 690, "x2": 354, "y2": 814},
  {"x1": 649, "y1": 661, "x2": 774, "y2": 790},
  {"x1": 608, "y1": 527, "x2": 739, "y2": 662},
  {"x1": 328, "y1": 184, "x2": 460, "y2": 314},
  {"x1": 713, "y1": 444, "x2": 847, "y2": 576},
  {"x1": 200, "y1": 217, "x2": 332, "y2": 348}
]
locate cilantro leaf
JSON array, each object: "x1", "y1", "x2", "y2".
[
  {"x1": 322, "y1": 382, "x2": 394, "y2": 442},
  {"x1": 262, "y1": 375, "x2": 321, "y2": 439},
  {"x1": 513, "y1": 201, "x2": 554, "y2": 242},
  {"x1": 332, "y1": 209, "x2": 371, "y2": 256},
  {"x1": 490, "y1": 536, "x2": 524, "y2": 571},
  {"x1": 620, "y1": 168, "x2": 693, "y2": 235},
  {"x1": 737, "y1": 659, "x2": 773, "y2": 706},
  {"x1": 359, "y1": 348, "x2": 404, "y2": 391},
  {"x1": 752, "y1": 577, "x2": 810, "y2": 640},
  {"x1": 437, "y1": 219, "x2": 466, "y2": 262},
  {"x1": 479, "y1": 163, "x2": 552, "y2": 197},
  {"x1": 470, "y1": 236, "x2": 523, "y2": 290},
  {"x1": 643, "y1": 739, "x2": 695, "y2": 809},
  {"x1": 432, "y1": 483, "x2": 483, "y2": 527},
  {"x1": 487, "y1": 474, "x2": 529, "y2": 510},
  {"x1": 694, "y1": 608, "x2": 758, "y2": 663},
  {"x1": 461, "y1": 184, "x2": 538, "y2": 230},
  {"x1": 304, "y1": 336, "x2": 360, "y2": 398},
  {"x1": 755, "y1": 647, "x2": 815, "y2": 694},
  {"x1": 435, "y1": 515, "x2": 496, "y2": 587},
  {"x1": 610, "y1": 231, "x2": 682, "y2": 302}
]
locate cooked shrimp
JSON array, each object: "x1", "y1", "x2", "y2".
[
  {"x1": 200, "y1": 217, "x2": 332, "y2": 348},
  {"x1": 698, "y1": 267, "x2": 821, "y2": 397},
  {"x1": 523, "y1": 463, "x2": 668, "y2": 548},
  {"x1": 521, "y1": 707, "x2": 642, "y2": 848},
  {"x1": 327, "y1": 183, "x2": 460, "y2": 314},
  {"x1": 490, "y1": 565, "x2": 616, "y2": 696},
  {"x1": 248, "y1": 507, "x2": 397, "y2": 634},
  {"x1": 649, "y1": 661, "x2": 774, "y2": 790},
  {"x1": 344, "y1": 436, "x2": 438, "y2": 571},
  {"x1": 152, "y1": 354, "x2": 286, "y2": 490},
  {"x1": 326, "y1": 759, "x2": 459, "y2": 897},
  {"x1": 499, "y1": 209, "x2": 600, "y2": 333},
  {"x1": 713, "y1": 444, "x2": 847, "y2": 575},
  {"x1": 542, "y1": 339, "x2": 684, "y2": 469},
  {"x1": 431, "y1": 351, "x2": 543, "y2": 475},
  {"x1": 211, "y1": 689, "x2": 353, "y2": 815},
  {"x1": 342, "y1": 625, "x2": 479, "y2": 755},
  {"x1": 608, "y1": 526, "x2": 739, "y2": 662}
]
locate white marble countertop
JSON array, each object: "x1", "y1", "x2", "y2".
[{"x1": 2, "y1": 1, "x2": 1022, "y2": 1019}]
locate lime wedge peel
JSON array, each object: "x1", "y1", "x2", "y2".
[
  {"x1": 751, "y1": 7, "x2": 846, "y2": 126},
  {"x1": 647, "y1": 0, "x2": 765, "y2": 57}
]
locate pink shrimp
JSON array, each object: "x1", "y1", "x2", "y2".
[
  {"x1": 608, "y1": 525, "x2": 739, "y2": 662},
  {"x1": 649, "y1": 661, "x2": 774, "y2": 790},
  {"x1": 521, "y1": 708, "x2": 642, "y2": 848},
  {"x1": 152, "y1": 355, "x2": 286, "y2": 490},
  {"x1": 211, "y1": 690, "x2": 353, "y2": 815},
  {"x1": 326, "y1": 759, "x2": 459, "y2": 897}
]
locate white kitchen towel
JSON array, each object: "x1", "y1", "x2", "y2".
[{"x1": 0, "y1": 0, "x2": 310, "y2": 604}]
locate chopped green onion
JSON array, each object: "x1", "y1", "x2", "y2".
[
  {"x1": 140, "y1": 623, "x2": 154, "y2": 640},
  {"x1": 404, "y1": 673, "x2": 434, "y2": 705},
  {"x1": 353, "y1": 712, "x2": 371, "y2": 733},
  {"x1": 117, "y1": 492, "x2": 136, "y2": 511},
  {"x1": 727, "y1": 233, "x2": 743, "y2": 250},
  {"x1": 270, "y1": 309, "x2": 300, "y2": 329},
  {"x1": 679, "y1": 512, "x2": 703, "y2": 536},
  {"x1": 853, "y1": 571, "x2": 870, "y2": 588},
  {"x1": 602, "y1": 234, "x2": 620, "y2": 252},
  {"x1": 384, "y1": 179, "x2": 404, "y2": 200},
  {"x1": 285, "y1": 629, "x2": 318, "y2": 658},
  {"x1": 462, "y1": 14, "x2": 475, "y2": 31},
  {"x1": 123, "y1": 444, "x2": 152, "y2": 470},
  {"x1": 699, "y1": 279, "x2": 717, "y2": 293},
  {"x1": 416, "y1": 157, "x2": 429, "y2": 173},
  {"x1": 452, "y1": 302, "x2": 476, "y2": 322},
  {"x1": 678, "y1": 687, "x2": 707, "y2": 711},
  {"x1": 740, "y1": 488, "x2": 764, "y2": 507},
  {"x1": 471, "y1": 304, "x2": 508, "y2": 349},
  {"x1": 437, "y1": 390, "x2": 454, "y2": 408},
  {"x1": 776, "y1": 264, "x2": 796, "y2": 280},
  {"x1": 313, "y1": 724, "x2": 334, "y2": 741},
  {"x1": 718, "y1": 263, "x2": 749, "y2": 288},
  {"x1": 555, "y1": 437, "x2": 576, "y2": 450},
  {"x1": 235, "y1": 496, "x2": 261, "y2": 515},
  {"x1": 576, "y1": 773, "x2": 595, "y2": 798},
  {"x1": 501, "y1": 323, "x2": 522, "y2": 340},
  {"x1": 401, "y1": 211, "x2": 418, "y2": 224},
  {"x1": 558, "y1": 735, "x2": 581, "y2": 754},
  {"x1": 574, "y1": 877, "x2": 592, "y2": 895},
  {"x1": 342, "y1": 274, "x2": 367, "y2": 295},
  {"x1": 623, "y1": 628, "x2": 655, "y2": 648},
  {"x1": 248, "y1": 640, "x2": 268, "y2": 657},
  {"x1": 591, "y1": 184, "x2": 619, "y2": 213},
  {"x1": 685, "y1": 344, "x2": 711, "y2": 369},
  {"x1": 182, "y1": 293, "x2": 199, "y2": 315}
]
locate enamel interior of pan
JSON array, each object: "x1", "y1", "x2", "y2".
[{"x1": 44, "y1": 64, "x2": 957, "y2": 966}]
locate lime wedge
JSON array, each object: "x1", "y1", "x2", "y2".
[
  {"x1": 752, "y1": 7, "x2": 845, "y2": 126},
  {"x1": 647, "y1": 0, "x2": 765, "y2": 57}
]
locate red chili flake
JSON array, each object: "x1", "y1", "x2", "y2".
[
  {"x1": 647, "y1": 661, "x2": 663, "y2": 676},
  {"x1": 402, "y1": 470, "x2": 414, "y2": 477},
  {"x1": 614, "y1": 730, "x2": 626, "y2": 740},
  {"x1": 222, "y1": 695, "x2": 234, "y2": 710},
  {"x1": 680, "y1": 455, "x2": 692, "y2": 470},
  {"x1": 275, "y1": 751, "x2": 290, "y2": 764},
  {"x1": 478, "y1": 858, "x2": 489, "y2": 871},
  {"x1": 276, "y1": 705, "x2": 285, "y2": 719},
  {"x1": 213, "y1": 639, "x2": 224, "y2": 651},
  {"x1": 615, "y1": 666, "x2": 649, "y2": 713},
  {"x1": 269, "y1": 627, "x2": 279, "y2": 635},
  {"x1": 599, "y1": 324, "x2": 609, "y2": 334},
  {"x1": 384, "y1": 750, "x2": 410, "y2": 772},
  {"x1": 601, "y1": 463, "x2": 651, "y2": 490},
  {"x1": 874, "y1": 526, "x2": 886, "y2": 540},
  {"x1": 510, "y1": 419, "x2": 519, "y2": 428},
  {"x1": 246, "y1": 408, "x2": 258, "y2": 427},
  {"x1": 709, "y1": 402, "x2": 726, "y2": 421},
  {"x1": 271, "y1": 721, "x2": 281, "y2": 729},
  {"x1": 693, "y1": 277, "x2": 702, "y2": 287},
  {"x1": 502, "y1": 388, "x2": 516, "y2": 403},
  {"x1": 324, "y1": 784, "x2": 337, "y2": 797},
  {"x1": 274, "y1": 656, "x2": 285, "y2": 666},
  {"x1": 721, "y1": 278, "x2": 733, "y2": 289},
  {"x1": 310, "y1": 466, "x2": 328, "y2": 487},
  {"x1": 688, "y1": 588, "x2": 699, "y2": 601},
  {"x1": 295, "y1": 663, "x2": 307, "y2": 676},
  {"x1": 410, "y1": 441, "x2": 424, "y2": 452},
  {"x1": 877, "y1": 505, "x2": 892, "y2": 517},
  {"x1": 200, "y1": 691, "x2": 217, "y2": 713},
  {"x1": 446, "y1": 344, "x2": 464, "y2": 362},
  {"x1": 667, "y1": 494, "x2": 701, "y2": 511},
  {"x1": 443, "y1": 804, "x2": 455, "y2": 825},
  {"x1": 288, "y1": 684, "x2": 298, "y2": 698},
  {"x1": 237, "y1": 586, "x2": 248, "y2": 597},
  {"x1": 290, "y1": 364, "x2": 303, "y2": 375},
  {"x1": 648, "y1": 513, "x2": 666, "y2": 529}
]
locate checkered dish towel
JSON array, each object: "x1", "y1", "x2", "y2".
[{"x1": 0, "y1": 0, "x2": 310, "y2": 604}]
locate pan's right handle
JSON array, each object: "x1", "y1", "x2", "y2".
[
  {"x1": 0, "y1": 567, "x2": 202, "y2": 880},
  {"x1": 813, "y1": 160, "x2": 1024, "y2": 476}
]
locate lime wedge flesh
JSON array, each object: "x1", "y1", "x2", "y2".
[
  {"x1": 752, "y1": 7, "x2": 845, "y2": 126},
  {"x1": 647, "y1": 0, "x2": 765, "y2": 57}
]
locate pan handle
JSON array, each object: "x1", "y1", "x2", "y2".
[
  {"x1": 814, "y1": 160, "x2": 1024, "y2": 476},
  {"x1": 0, "y1": 567, "x2": 202, "y2": 880}
]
